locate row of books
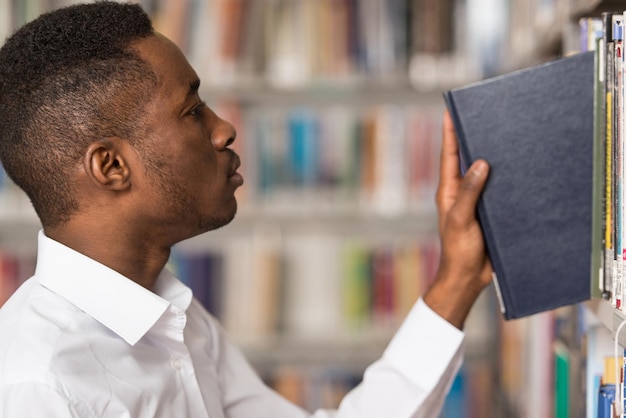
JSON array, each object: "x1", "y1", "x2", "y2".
[
  {"x1": 156, "y1": 0, "x2": 482, "y2": 89},
  {"x1": 0, "y1": 104, "x2": 442, "y2": 218},
  {"x1": 590, "y1": 354, "x2": 623, "y2": 418},
  {"x1": 226, "y1": 104, "x2": 443, "y2": 216},
  {"x1": 0, "y1": 0, "x2": 539, "y2": 90},
  {"x1": 584, "y1": 12, "x2": 626, "y2": 312},
  {"x1": 496, "y1": 305, "x2": 587, "y2": 418},
  {"x1": 168, "y1": 236, "x2": 440, "y2": 341},
  {"x1": 585, "y1": 316, "x2": 626, "y2": 418}
]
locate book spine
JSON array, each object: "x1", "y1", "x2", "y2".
[
  {"x1": 619, "y1": 349, "x2": 626, "y2": 417},
  {"x1": 554, "y1": 343, "x2": 570, "y2": 418},
  {"x1": 619, "y1": 14, "x2": 626, "y2": 313},
  {"x1": 288, "y1": 110, "x2": 318, "y2": 187},
  {"x1": 607, "y1": 35, "x2": 616, "y2": 306},
  {"x1": 613, "y1": 14, "x2": 624, "y2": 309},
  {"x1": 589, "y1": 17, "x2": 608, "y2": 299},
  {"x1": 597, "y1": 356, "x2": 618, "y2": 418}
]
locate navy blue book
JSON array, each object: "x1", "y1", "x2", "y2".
[{"x1": 443, "y1": 51, "x2": 595, "y2": 320}]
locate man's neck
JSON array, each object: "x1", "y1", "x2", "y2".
[{"x1": 44, "y1": 223, "x2": 171, "y2": 291}]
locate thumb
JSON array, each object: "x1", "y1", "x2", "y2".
[{"x1": 452, "y1": 159, "x2": 489, "y2": 222}]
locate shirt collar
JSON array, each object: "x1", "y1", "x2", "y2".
[{"x1": 34, "y1": 230, "x2": 193, "y2": 346}]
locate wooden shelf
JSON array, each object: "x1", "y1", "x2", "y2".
[
  {"x1": 177, "y1": 210, "x2": 438, "y2": 251},
  {"x1": 570, "y1": 0, "x2": 626, "y2": 19},
  {"x1": 0, "y1": 199, "x2": 438, "y2": 249},
  {"x1": 202, "y1": 83, "x2": 447, "y2": 107}
]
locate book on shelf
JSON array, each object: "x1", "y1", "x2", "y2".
[
  {"x1": 587, "y1": 17, "x2": 606, "y2": 302},
  {"x1": 443, "y1": 50, "x2": 595, "y2": 320},
  {"x1": 583, "y1": 11, "x2": 626, "y2": 312},
  {"x1": 554, "y1": 341, "x2": 571, "y2": 418}
]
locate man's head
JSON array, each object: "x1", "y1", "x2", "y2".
[
  {"x1": 0, "y1": 1, "x2": 155, "y2": 227},
  {"x1": 0, "y1": 2, "x2": 243, "y2": 242}
]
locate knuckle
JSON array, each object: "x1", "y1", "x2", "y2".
[
  {"x1": 446, "y1": 208, "x2": 465, "y2": 227},
  {"x1": 435, "y1": 190, "x2": 444, "y2": 206},
  {"x1": 460, "y1": 177, "x2": 476, "y2": 192}
]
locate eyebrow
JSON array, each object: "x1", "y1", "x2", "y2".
[
  {"x1": 178, "y1": 78, "x2": 201, "y2": 114},
  {"x1": 188, "y1": 79, "x2": 200, "y2": 97}
]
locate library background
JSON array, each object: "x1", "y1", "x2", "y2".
[{"x1": 0, "y1": 0, "x2": 623, "y2": 417}]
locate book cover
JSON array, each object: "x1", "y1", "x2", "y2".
[{"x1": 443, "y1": 51, "x2": 595, "y2": 319}]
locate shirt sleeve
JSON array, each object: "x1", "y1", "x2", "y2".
[
  {"x1": 1, "y1": 381, "x2": 88, "y2": 418},
  {"x1": 215, "y1": 297, "x2": 464, "y2": 418},
  {"x1": 331, "y1": 298, "x2": 465, "y2": 418}
]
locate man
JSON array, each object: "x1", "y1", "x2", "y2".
[{"x1": 0, "y1": 2, "x2": 491, "y2": 417}]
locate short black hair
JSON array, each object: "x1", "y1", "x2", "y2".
[{"x1": 0, "y1": 1, "x2": 156, "y2": 227}]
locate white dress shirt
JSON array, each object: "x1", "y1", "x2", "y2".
[{"x1": 0, "y1": 231, "x2": 465, "y2": 417}]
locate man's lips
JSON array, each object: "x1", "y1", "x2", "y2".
[
  {"x1": 228, "y1": 153, "x2": 244, "y2": 185},
  {"x1": 229, "y1": 153, "x2": 241, "y2": 177}
]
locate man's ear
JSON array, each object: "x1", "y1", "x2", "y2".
[{"x1": 83, "y1": 139, "x2": 131, "y2": 191}]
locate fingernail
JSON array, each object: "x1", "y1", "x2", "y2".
[{"x1": 472, "y1": 160, "x2": 487, "y2": 177}]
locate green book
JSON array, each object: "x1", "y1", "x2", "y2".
[{"x1": 554, "y1": 343, "x2": 570, "y2": 418}]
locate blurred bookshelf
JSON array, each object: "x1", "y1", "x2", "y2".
[{"x1": 0, "y1": 0, "x2": 609, "y2": 416}]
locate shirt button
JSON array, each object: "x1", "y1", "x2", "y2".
[{"x1": 170, "y1": 356, "x2": 182, "y2": 370}]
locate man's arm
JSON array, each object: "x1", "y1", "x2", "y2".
[
  {"x1": 424, "y1": 110, "x2": 492, "y2": 330},
  {"x1": 215, "y1": 110, "x2": 493, "y2": 418}
]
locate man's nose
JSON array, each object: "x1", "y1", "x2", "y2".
[{"x1": 210, "y1": 118, "x2": 236, "y2": 150}]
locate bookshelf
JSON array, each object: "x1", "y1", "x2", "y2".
[
  {"x1": 0, "y1": 0, "x2": 601, "y2": 416},
  {"x1": 521, "y1": 1, "x2": 626, "y2": 418}
]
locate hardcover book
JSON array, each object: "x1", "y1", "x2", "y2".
[{"x1": 443, "y1": 51, "x2": 595, "y2": 319}]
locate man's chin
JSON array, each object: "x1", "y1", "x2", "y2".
[{"x1": 200, "y1": 207, "x2": 237, "y2": 233}]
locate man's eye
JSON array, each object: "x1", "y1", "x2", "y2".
[{"x1": 190, "y1": 102, "x2": 205, "y2": 118}]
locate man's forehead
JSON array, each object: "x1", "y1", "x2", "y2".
[{"x1": 133, "y1": 33, "x2": 198, "y2": 96}]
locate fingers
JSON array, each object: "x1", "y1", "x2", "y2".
[
  {"x1": 439, "y1": 110, "x2": 462, "y2": 188},
  {"x1": 436, "y1": 110, "x2": 462, "y2": 233},
  {"x1": 451, "y1": 159, "x2": 489, "y2": 224},
  {"x1": 436, "y1": 111, "x2": 462, "y2": 220},
  {"x1": 436, "y1": 110, "x2": 490, "y2": 229}
]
